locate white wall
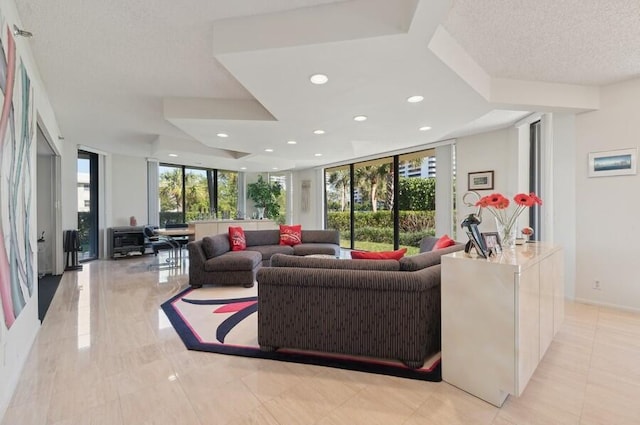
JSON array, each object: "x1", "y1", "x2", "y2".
[
  {"x1": 575, "y1": 78, "x2": 640, "y2": 311},
  {"x1": 455, "y1": 128, "x2": 513, "y2": 234},
  {"x1": 0, "y1": 0, "x2": 61, "y2": 417},
  {"x1": 291, "y1": 169, "x2": 323, "y2": 229},
  {"x1": 110, "y1": 155, "x2": 148, "y2": 227},
  {"x1": 551, "y1": 114, "x2": 577, "y2": 300}
]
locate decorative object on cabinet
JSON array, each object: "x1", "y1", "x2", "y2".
[
  {"x1": 460, "y1": 191, "x2": 488, "y2": 258},
  {"x1": 475, "y1": 192, "x2": 542, "y2": 249},
  {"x1": 588, "y1": 147, "x2": 637, "y2": 177},
  {"x1": 481, "y1": 232, "x2": 501, "y2": 254}
]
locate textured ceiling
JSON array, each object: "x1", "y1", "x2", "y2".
[
  {"x1": 444, "y1": 0, "x2": 640, "y2": 85},
  {"x1": 20, "y1": 0, "x2": 640, "y2": 170}
]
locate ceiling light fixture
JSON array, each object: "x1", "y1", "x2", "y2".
[
  {"x1": 314, "y1": 153, "x2": 322, "y2": 157},
  {"x1": 240, "y1": 167, "x2": 247, "y2": 170},
  {"x1": 309, "y1": 74, "x2": 328, "y2": 85},
  {"x1": 287, "y1": 140, "x2": 297, "y2": 145},
  {"x1": 353, "y1": 115, "x2": 367, "y2": 122},
  {"x1": 407, "y1": 95, "x2": 424, "y2": 103},
  {"x1": 168, "y1": 153, "x2": 178, "y2": 157},
  {"x1": 13, "y1": 25, "x2": 33, "y2": 38},
  {"x1": 216, "y1": 133, "x2": 229, "y2": 138},
  {"x1": 313, "y1": 129, "x2": 325, "y2": 135},
  {"x1": 272, "y1": 167, "x2": 279, "y2": 170},
  {"x1": 419, "y1": 126, "x2": 432, "y2": 131},
  {"x1": 265, "y1": 148, "x2": 274, "y2": 152}
]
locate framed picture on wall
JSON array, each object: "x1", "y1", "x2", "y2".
[
  {"x1": 468, "y1": 170, "x2": 494, "y2": 190},
  {"x1": 588, "y1": 148, "x2": 637, "y2": 177}
]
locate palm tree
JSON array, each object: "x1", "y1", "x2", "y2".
[
  {"x1": 327, "y1": 169, "x2": 350, "y2": 211},
  {"x1": 355, "y1": 163, "x2": 392, "y2": 212}
]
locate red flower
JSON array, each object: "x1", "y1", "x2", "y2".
[
  {"x1": 514, "y1": 193, "x2": 535, "y2": 207},
  {"x1": 488, "y1": 193, "x2": 506, "y2": 207},
  {"x1": 529, "y1": 192, "x2": 543, "y2": 206},
  {"x1": 495, "y1": 196, "x2": 509, "y2": 209}
]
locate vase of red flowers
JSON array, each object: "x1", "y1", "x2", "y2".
[{"x1": 475, "y1": 192, "x2": 542, "y2": 249}]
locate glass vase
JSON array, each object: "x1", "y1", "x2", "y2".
[{"x1": 496, "y1": 218, "x2": 516, "y2": 249}]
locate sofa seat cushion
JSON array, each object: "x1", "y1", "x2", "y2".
[
  {"x1": 292, "y1": 243, "x2": 340, "y2": 257},
  {"x1": 247, "y1": 244, "x2": 294, "y2": 261},
  {"x1": 204, "y1": 251, "x2": 262, "y2": 272}
]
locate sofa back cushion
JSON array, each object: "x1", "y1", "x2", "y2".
[
  {"x1": 245, "y1": 229, "x2": 280, "y2": 247},
  {"x1": 351, "y1": 248, "x2": 407, "y2": 260},
  {"x1": 279, "y1": 224, "x2": 302, "y2": 246},
  {"x1": 201, "y1": 234, "x2": 231, "y2": 259},
  {"x1": 270, "y1": 253, "x2": 400, "y2": 271},
  {"x1": 301, "y1": 229, "x2": 340, "y2": 245},
  {"x1": 399, "y1": 243, "x2": 464, "y2": 271},
  {"x1": 228, "y1": 226, "x2": 247, "y2": 251}
]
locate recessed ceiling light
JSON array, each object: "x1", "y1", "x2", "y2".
[
  {"x1": 217, "y1": 133, "x2": 229, "y2": 138},
  {"x1": 353, "y1": 115, "x2": 367, "y2": 122},
  {"x1": 419, "y1": 126, "x2": 432, "y2": 131},
  {"x1": 314, "y1": 153, "x2": 322, "y2": 157},
  {"x1": 272, "y1": 167, "x2": 279, "y2": 170},
  {"x1": 265, "y1": 148, "x2": 274, "y2": 152},
  {"x1": 240, "y1": 167, "x2": 247, "y2": 170},
  {"x1": 168, "y1": 153, "x2": 178, "y2": 157},
  {"x1": 309, "y1": 74, "x2": 328, "y2": 85},
  {"x1": 407, "y1": 95, "x2": 424, "y2": 103},
  {"x1": 287, "y1": 140, "x2": 297, "y2": 145},
  {"x1": 313, "y1": 129, "x2": 325, "y2": 135}
]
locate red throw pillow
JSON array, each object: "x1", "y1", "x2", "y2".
[
  {"x1": 279, "y1": 224, "x2": 302, "y2": 246},
  {"x1": 433, "y1": 234, "x2": 456, "y2": 250},
  {"x1": 350, "y1": 248, "x2": 407, "y2": 260},
  {"x1": 228, "y1": 226, "x2": 246, "y2": 251}
]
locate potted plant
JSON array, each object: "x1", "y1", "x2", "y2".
[{"x1": 246, "y1": 175, "x2": 282, "y2": 220}]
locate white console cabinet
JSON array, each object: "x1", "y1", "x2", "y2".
[
  {"x1": 441, "y1": 243, "x2": 564, "y2": 407},
  {"x1": 189, "y1": 219, "x2": 277, "y2": 240}
]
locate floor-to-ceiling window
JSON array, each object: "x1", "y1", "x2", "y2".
[
  {"x1": 159, "y1": 164, "x2": 184, "y2": 225},
  {"x1": 158, "y1": 164, "x2": 238, "y2": 224},
  {"x1": 218, "y1": 170, "x2": 239, "y2": 219},
  {"x1": 269, "y1": 173, "x2": 288, "y2": 222},
  {"x1": 77, "y1": 150, "x2": 98, "y2": 261},
  {"x1": 325, "y1": 165, "x2": 351, "y2": 249},
  {"x1": 398, "y1": 149, "x2": 437, "y2": 252},
  {"x1": 325, "y1": 148, "x2": 441, "y2": 254},
  {"x1": 353, "y1": 157, "x2": 395, "y2": 251}
]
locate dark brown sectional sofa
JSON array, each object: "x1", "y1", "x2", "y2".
[
  {"x1": 187, "y1": 229, "x2": 340, "y2": 288},
  {"x1": 256, "y1": 242, "x2": 464, "y2": 368}
]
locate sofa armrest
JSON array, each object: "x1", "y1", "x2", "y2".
[{"x1": 187, "y1": 241, "x2": 208, "y2": 287}]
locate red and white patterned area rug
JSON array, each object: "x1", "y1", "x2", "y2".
[{"x1": 161, "y1": 286, "x2": 441, "y2": 382}]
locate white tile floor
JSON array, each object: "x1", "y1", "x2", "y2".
[{"x1": 2, "y1": 253, "x2": 640, "y2": 424}]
